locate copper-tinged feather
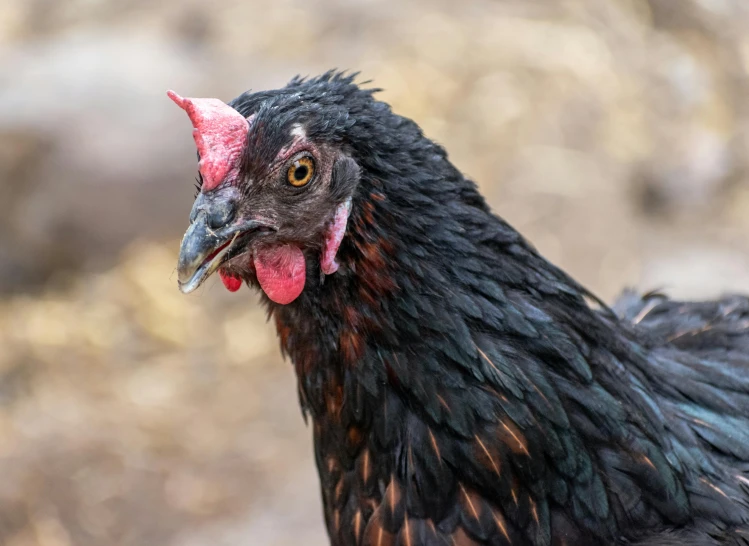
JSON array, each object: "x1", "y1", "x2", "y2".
[
  {"x1": 491, "y1": 509, "x2": 512, "y2": 544},
  {"x1": 476, "y1": 346, "x2": 499, "y2": 373},
  {"x1": 335, "y1": 477, "x2": 345, "y2": 503},
  {"x1": 458, "y1": 484, "x2": 497, "y2": 541},
  {"x1": 529, "y1": 497, "x2": 539, "y2": 526},
  {"x1": 387, "y1": 475, "x2": 401, "y2": 515},
  {"x1": 361, "y1": 449, "x2": 370, "y2": 483},
  {"x1": 343, "y1": 305, "x2": 361, "y2": 328},
  {"x1": 428, "y1": 428, "x2": 443, "y2": 466},
  {"x1": 530, "y1": 383, "x2": 552, "y2": 412},
  {"x1": 275, "y1": 314, "x2": 292, "y2": 349},
  {"x1": 451, "y1": 527, "x2": 480, "y2": 546},
  {"x1": 459, "y1": 484, "x2": 480, "y2": 521},
  {"x1": 341, "y1": 329, "x2": 365, "y2": 363},
  {"x1": 326, "y1": 384, "x2": 344, "y2": 419},
  {"x1": 476, "y1": 345, "x2": 512, "y2": 385},
  {"x1": 362, "y1": 200, "x2": 375, "y2": 226},
  {"x1": 667, "y1": 324, "x2": 711, "y2": 342},
  {"x1": 475, "y1": 435, "x2": 501, "y2": 477},
  {"x1": 403, "y1": 514, "x2": 412, "y2": 546},
  {"x1": 425, "y1": 520, "x2": 451, "y2": 545},
  {"x1": 354, "y1": 510, "x2": 363, "y2": 545},
  {"x1": 379, "y1": 476, "x2": 405, "y2": 532},
  {"x1": 700, "y1": 477, "x2": 730, "y2": 499},
  {"x1": 690, "y1": 417, "x2": 714, "y2": 429},
  {"x1": 348, "y1": 425, "x2": 364, "y2": 450},
  {"x1": 499, "y1": 421, "x2": 530, "y2": 457},
  {"x1": 354, "y1": 235, "x2": 398, "y2": 303},
  {"x1": 639, "y1": 454, "x2": 656, "y2": 471},
  {"x1": 363, "y1": 507, "x2": 395, "y2": 546},
  {"x1": 436, "y1": 394, "x2": 452, "y2": 414},
  {"x1": 375, "y1": 527, "x2": 390, "y2": 546}
]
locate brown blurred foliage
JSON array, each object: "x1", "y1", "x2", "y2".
[{"x1": 0, "y1": 0, "x2": 747, "y2": 544}]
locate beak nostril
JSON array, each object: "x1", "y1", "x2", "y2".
[
  {"x1": 208, "y1": 206, "x2": 235, "y2": 230},
  {"x1": 189, "y1": 190, "x2": 238, "y2": 229}
]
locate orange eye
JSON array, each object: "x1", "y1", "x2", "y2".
[{"x1": 287, "y1": 156, "x2": 315, "y2": 187}]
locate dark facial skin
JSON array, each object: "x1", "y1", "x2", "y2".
[
  {"x1": 228, "y1": 135, "x2": 356, "y2": 260},
  {"x1": 177, "y1": 120, "x2": 360, "y2": 294}
]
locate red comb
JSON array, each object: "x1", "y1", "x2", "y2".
[{"x1": 167, "y1": 90, "x2": 249, "y2": 191}]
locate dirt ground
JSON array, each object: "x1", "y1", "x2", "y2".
[{"x1": 0, "y1": 0, "x2": 748, "y2": 544}]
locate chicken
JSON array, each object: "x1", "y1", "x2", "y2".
[{"x1": 169, "y1": 72, "x2": 749, "y2": 545}]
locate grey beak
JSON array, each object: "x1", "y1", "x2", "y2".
[{"x1": 176, "y1": 190, "x2": 264, "y2": 293}]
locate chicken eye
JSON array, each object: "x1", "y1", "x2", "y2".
[{"x1": 287, "y1": 156, "x2": 315, "y2": 187}]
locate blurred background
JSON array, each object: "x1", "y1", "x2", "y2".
[{"x1": 0, "y1": 0, "x2": 748, "y2": 544}]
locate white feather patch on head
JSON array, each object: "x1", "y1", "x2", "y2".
[{"x1": 290, "y1": 124, "x2": 307, "y2": 139}]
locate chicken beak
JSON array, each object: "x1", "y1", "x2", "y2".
[
  {"x1": 176, "y1": 191, "x2": 265, "y2": 294},
  {"x1": 177, "y1": 214, "x2": 234, "y2": 294}
]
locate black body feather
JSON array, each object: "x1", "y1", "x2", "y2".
[{"x1": 226, "y1": 73, "x2": 749, "y2": 545}]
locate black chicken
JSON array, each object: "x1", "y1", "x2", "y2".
[{"x1": 170, "y1": 72, "x2": 749, "y2": 545}]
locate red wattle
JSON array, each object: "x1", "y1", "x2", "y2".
[
  {"x1": 219, "y1": 270, "x2": 242, "y2": 292},
  {"x1": 253, "y1": 245, "x2": 306, "y2": 305}
]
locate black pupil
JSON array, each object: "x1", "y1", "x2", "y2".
[{"x1": 294, "y1": 165, "x2": 308, "y2": 181}]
